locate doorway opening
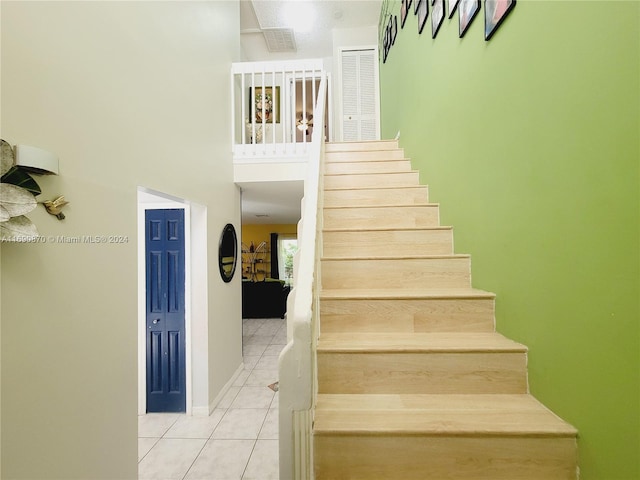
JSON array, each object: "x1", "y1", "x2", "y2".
[{"x1": 137, "y1": 188, "x2": 208, "y2": 416}]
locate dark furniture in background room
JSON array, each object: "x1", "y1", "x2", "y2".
[{"x1": 242, "y1": 280, "x2": 291, "y2": 319}]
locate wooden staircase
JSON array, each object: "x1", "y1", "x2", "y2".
[{"x1": 313, "y1": 140, "x2": 578, "y2": 479}]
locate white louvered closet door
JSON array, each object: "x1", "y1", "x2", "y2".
[{"x1": 341, "y1": 48, "x2": 380, "y2": 142}]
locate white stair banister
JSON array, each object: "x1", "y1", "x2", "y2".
[{"x1": 278, "y1": 72, "x2": 327, "y2": 480}]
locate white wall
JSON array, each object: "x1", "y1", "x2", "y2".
[{"x1": 0, "y1": 1, "x2": 241, "y2": 478}]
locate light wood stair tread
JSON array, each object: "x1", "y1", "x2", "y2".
[
  {"x1": 323, "y1": 226, "x2": 452, "y2": 232},
  {"x1": 324, "y1": 185, "x2": 426, "y2": 191},
  {"x1": 317, "y1": 332, "x2": 526, "y2": 353},
  {"x1": 325, "y1": 158, "x2": 410, "y2": 163},
  {"x1": 324, "y1": 171, "x2": 418, "y2": 176},
  {"x1": 322, "y1": 254, "x2": 469, "y2": 261},
  {"x1": 324, "y1": 203, "x2": 438, "y2": 209},
  {"x1": 314, "y1": 394, "x2": 578, "y2": 437},
  {"x1": 325, "y1": 140, "x2": 399, "y2": 152},
  {"x1": 320, "y1": 288, "x2": 496, "y2": 300}
]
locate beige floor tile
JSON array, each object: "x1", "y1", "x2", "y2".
[
  {"x1": 254, "y1": 355, "x2": 279, "y2": 372},
  {"x1": 254, "y1": 320, "x2": 283, "y2": 336},
  {"x1": 138, "y1": 414, "x2": 180, "y2": 438},
  {"x1": 185, "y1": 439, "x2": 254, "y2": 480},
  {"x1": 164, "y1": 410, "x2": 226, "y2": 439},
  {"x1": 217, "y1": 386, "x2": 241, "y2": 408},
  {"x1": 242, "y1": 440, "x2": 279, "y2": 480},
  {"x1": 243, "y1": 344, "x2": 268, "y2": 357},
  {"x1": 231, "y1": 386, "x2": 275, "y2": 409},
  {"x1": 138, "y1": 438, "x2": 206, "y2": 479},
  {"x1": 258, "y1": 409, "x2": 278, "y2": 440},
  {"x1": 245, "y1": 334, "x2": 275, "y2": 346},
  {"x1": 263, "y1": 344, "x2": 285, "y2": 356},
  {"x1": 138, "y1": 437, "x2": 160, "y2": 462},
  {"x1": 244, "y1": 369, "x2": 278, "y2": 388},
  {"x1": 233, "y1": 369, "x2": 251, "y2": 386},
  {"x1": 211, "y1": 409, "x2": 268, "y2": 440},
  {"x1": 243, "y1": 356, "x2": 260, "y2": 370}
]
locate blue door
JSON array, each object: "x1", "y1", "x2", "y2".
[{"x1": 145, "y1": 209, "x2": 186, "y2": 413}]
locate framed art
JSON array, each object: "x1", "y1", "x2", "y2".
[
  {"x1": 250, "y1": 86, "x2": 280, "y2": 123},
  {"x1": 415, "y1": 0, "x2": 421, "y2": 14},
  {"x1": 401, "y1": 0, "x2": 408, "y2": 28},
  {"x1": 459, "y1": 0, "x2": 480, "y2": 38},
  {"x1": 432, "y1": 0, "x2": 444, "y2": 38},
  {"x1": 382, "y1": 24, "x2": 388, "y2": 63},
  {"x1": 485, "y1": 0, "x2": 515, "y2": 40},
  {"x1": 406, "y1": 0, "x2": 413, "y2": 13},
  {"x1": 392, "y1": 15, "x2": 398, "y2": 44},
  {"x1": 383, "y1": 16, "x2": 391, "y2": 63},
  {"x1": 417, "y1": 0, "x2": 429, "y2": 34},
  {"x1": 448, "y1": 0, "x2": 460, "y2": 18}
]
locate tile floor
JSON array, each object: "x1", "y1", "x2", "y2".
[{"x1": 138, "y1": 317, "x2": 286, "y2": 480}]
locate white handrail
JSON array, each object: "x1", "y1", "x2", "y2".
[{"x1": 278, "y1": 72, "x2": 327, "y2": 480}]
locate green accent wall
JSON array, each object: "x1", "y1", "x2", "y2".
[{"x1": 379, "y1": 1, "x2": 639, "y2": 479}]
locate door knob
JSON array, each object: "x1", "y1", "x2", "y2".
[{"x1": 152, "y1": 319, "x2": 160, "y2": 324}]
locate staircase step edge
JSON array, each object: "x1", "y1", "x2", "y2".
[
  {"x1": 317, "y1": 333, "x2": 526, "y2": 354},
  {"x1": 321, "y1": 254, "x2": 470, "y2": 261},
  {"x1": 325, "y1": 171, "x2": 418, "y2": 177},
  {"x1": 324, "y1": 185, "x2": 427, "y2": 191},
  {"x1": 323, "y1": 226, "x2": 452, "y2": 233},
  {"x1": 320, "y1": 289, "x2": 496, "y2": 300},
  {"x1": 324, "y1": 203, "x2": 438, "y2": 210}
]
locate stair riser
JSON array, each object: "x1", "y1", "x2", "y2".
[
  {"x1": 325, "y1": 149, "x2": 405, "y2": 161},
  {"x1": 323, "y1": 229, "x2": 454, "y2": 257},
  {"x1": 314, "y1": 436, "x2": 578, "y2": 480},
  {"x1": 324, "y1": 172, "x2": 419, "y2": 189},
  {"x1": 325, "y1": 160, "x2": 412, "y2": 175},
  {"x1": 319, "y1": 298, "x2": 496, "y2": 333},
  {"x1": 324, "y1": 206, "x2": 439, "y2": 229},
  {"x1": 317, "y1": 352, "x2": 528, "y2": 394},
  {"x1": 324, "y1": 187, "x2": 429, "y2": 207},
  {"x1": 321, "y1": 257, "x2": 471, "y2": 290},
  {"x1": 325, "y1": 141, "x2": 398, "y2": 152}
]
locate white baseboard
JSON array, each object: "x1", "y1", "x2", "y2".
[{"x1": 192, "y1": 362, "x2": 244, "y2": 416}]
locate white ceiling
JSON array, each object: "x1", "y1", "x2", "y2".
[
  {"x1": 240, "y1": 180, "x2": 304, "y2": 225},
  {"x1": 239, "y1": 0, "x2": 382, "y2": 225}
]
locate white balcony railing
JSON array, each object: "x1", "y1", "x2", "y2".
[
  {"x1": 231, "y1": 59, "x2": 326, "y2": 160},
  {"x1": 278, "y1": 73, "x2": 327, "y2": 480}
]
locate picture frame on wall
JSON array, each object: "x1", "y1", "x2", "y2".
[
  {"x1": 382, "y1": 17, "x2": 390, "y2": 63},
  {"x1": 401, "y1": 0, "x2": 408, "y2": 28},
  {"x1": 432, "y1": 0, "x2": 445, "y2": 38},
  {"x1": 448, "y1": 0, "x2": 460, "y2": 18},
  {"x1": 415, "y1": 0, "x2": 421, "y2": 14},
  {"x1": 250, "y1": 86, "x2": 280, "y2": 123},
  {"x1": 459, "y1": 0, "x2": 480, "y2": 37},
  {"x1": 485, "y1": 0, "x2": 516, "y2": 40},
  {"x1": 392, "y1": 15, "x2": 398, "y2": 43},
  {"x1": 417, "y1": 0, "x2": 429, "y2": 34}
]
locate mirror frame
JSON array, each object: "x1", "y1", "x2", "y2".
[{"x1": 218, "y1": 223, "x2": 238, "y2": 283}]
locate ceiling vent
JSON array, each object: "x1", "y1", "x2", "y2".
[{"x1": 262, "y1": 28, "x2": 297, "y2": 52}]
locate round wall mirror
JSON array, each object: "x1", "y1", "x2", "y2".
[{"x1": 218, "y1": 223, "x2": 238, "y2": 283}]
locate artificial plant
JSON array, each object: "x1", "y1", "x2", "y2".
[{"x1": 0, "y1": 139, "x2": 41, "y2": 240}]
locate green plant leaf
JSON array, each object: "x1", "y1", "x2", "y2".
[
  {"x1": 0, "y1": 215, "x2": 39, "y2": 241},
  {"x1": 0, "y1": 183, "x2": 38, "y2": 219},
  {"x1": 1, "y1": 166, "x2": 41, "y2": 196},
  {"x1": 0, "y1": 140, "x2": 15, "y2": 177}
]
